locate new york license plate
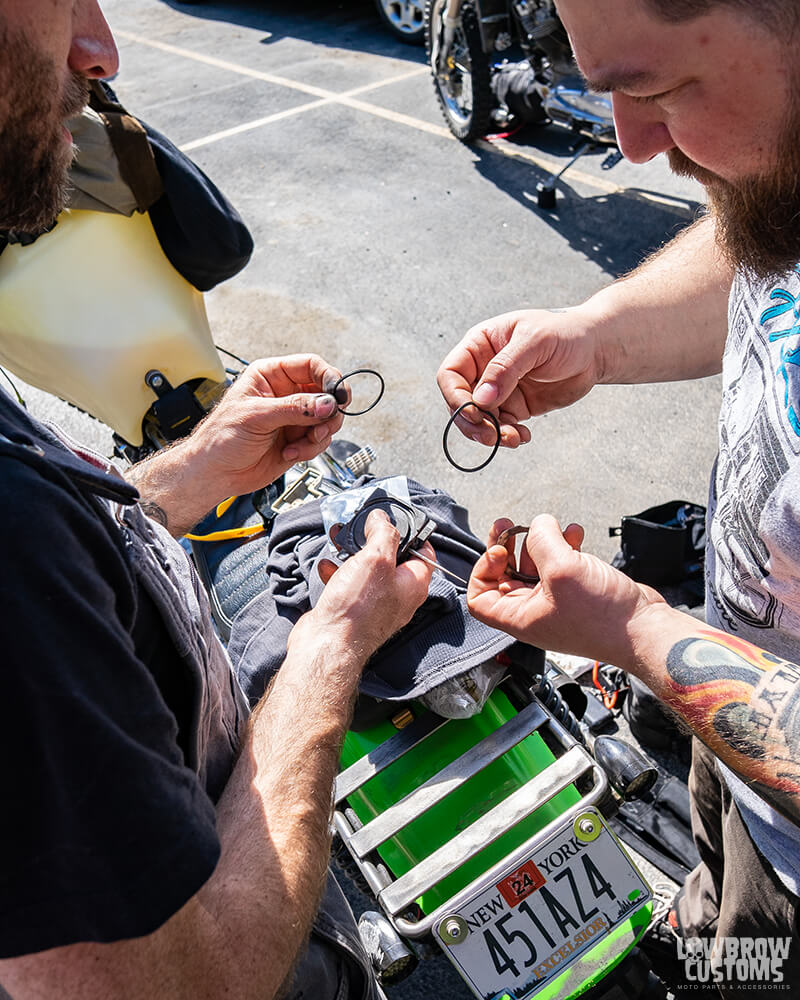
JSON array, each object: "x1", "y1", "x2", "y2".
[{"x1": 433, "y1": 810, "x2": 651, "y2": 1000}]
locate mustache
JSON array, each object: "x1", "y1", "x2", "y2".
[
  {"x1": 667, "y1": 148, "x2": 722, "y2": 189},
  {"x1": 60, "y1": 73, "x2": 90, "y2": 121}
]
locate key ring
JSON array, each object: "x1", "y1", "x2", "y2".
[
  {"x1": 328, "y1": 368, "x2": 385, "y2": 416},
  {"x1": 496, "y1": 525, "x2": 540, "y2": 584},
  {"x1": 442, "y1": 401, "x2": 501, "y2": 473}
]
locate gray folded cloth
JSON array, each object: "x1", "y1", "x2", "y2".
[{"x1": 228, "y1": 476, "x2": 514, "y2": 705}]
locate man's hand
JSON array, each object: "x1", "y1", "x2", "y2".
[
  {"x1": 129, "y1": 354, "x2": 347, "y2": 536},
  {"x1": 467, "y1": 514, "x2": 665, "y2": 670},
  {"x1": 187, "y1": 354, "x2": 346, "y2": 497},
  {"x1": 294, "y1": 509, "x2": 435, "y2": 664},
  {"x1": 436, "y1": 308, "x2": 600, "y2": 449}
]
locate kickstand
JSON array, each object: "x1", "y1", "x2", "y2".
[{"x1": 536, "y1": 140, "x2": 596, "y2": 210}]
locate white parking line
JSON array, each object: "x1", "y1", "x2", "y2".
[{"x1": 116, "y1": 28, "x2": 694, "y2": 213}]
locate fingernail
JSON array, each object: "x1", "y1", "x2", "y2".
[
  {"x1": 313, "y1": 425, "x2": 332, "y2": 443},
  {"x1": 314, "y1": 394, "x2": 337, "y2": 418},
  {"x1": 473, "y1": 383, "x2": 497, "y2": 406}
]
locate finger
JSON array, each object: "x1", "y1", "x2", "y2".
[
  {"x1": 282, "y1": 425, "x2": 335, "y2": 463},
  {"x1": 498, "y1": 407, "x2": 533, "y2": 446},
  {"x1": 452, "y1": 408, "x2": 499, "y2": 446},
  {"x1": 275, "y1": 354, "x2": 343, "y2": 395},
  {"x1": 524, "y1": 513, "x2": 575, "y2": 574},
  {"x1": 471, "y1": 324, "x2": 553, "y2": 411},
  {"x1": 437, "y1": 340, "x2": 486, "y2": 413},
  {"x1": 488, "y1": 517, "x2": 515, "y2": 548},
  {"x1": 317, "y1": 558, "x2": 340, "y2": 585},
  {"x1": 563, "y1": 522, "x2": 585, "y2": 552},
  {"x1": 468, "y1": 545, "x2": 510, "y2": 597},
  {"x1": 361, "y1": 508, "x2": 402, "y2": 560}
]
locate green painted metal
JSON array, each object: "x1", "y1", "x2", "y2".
[{"x1": 339, "y1": 690, "x2": 650, "y2": 998}]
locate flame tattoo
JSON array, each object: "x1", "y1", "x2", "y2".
[{"x1": 665, "y1": 629, "x2": 800, "y2": 824}]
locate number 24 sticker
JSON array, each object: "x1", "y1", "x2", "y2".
[{"x1": 496, "y1": 860, "x2": 546, "y2": 907}]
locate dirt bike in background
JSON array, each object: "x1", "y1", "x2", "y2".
[
  {"x1": 0, "y1": 205, "x2": 669, "y2": 1000},
  {"x1": 425, "y1": 0, "x2": 621, "y2": 207}
]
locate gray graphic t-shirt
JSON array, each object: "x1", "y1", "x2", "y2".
[{"x1": 705, "y1": 268, "x2": 800, "y2": 895}]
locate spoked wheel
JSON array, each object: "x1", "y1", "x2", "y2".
[
  {"x1": 374, "y1": 0, "x2": 425, "y2": 44},
  {"x1": 424, "y1": 0, "x2": 493, "y2": 142}
]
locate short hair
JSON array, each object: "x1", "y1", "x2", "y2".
[{"x1": 644, "y1": 0, "x2": 799, "y2": 32}]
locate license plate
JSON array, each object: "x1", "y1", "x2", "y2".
[{"x1": 433, "y1": 810, "x2": 651, "y2": 1000}]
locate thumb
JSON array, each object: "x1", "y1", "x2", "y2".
[
  {"x1": 524, "y1": 514, "x2": 577, "y2": 574},
  {"x1": 255, "y1": 392, "x2": 339, "y2": 426},
  {"x1": 472, "y1": 338, "x2": 545, "y2": 410}
]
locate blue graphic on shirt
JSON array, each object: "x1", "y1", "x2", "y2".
[{"x1": 760, "y1": 268, "x2": 800, "y2": 436}]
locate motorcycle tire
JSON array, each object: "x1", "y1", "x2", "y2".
[
  {"x1": 374, "y1": 0, "x2": 425, "y2": 44},
  {"x1": 425, "y1": 0, "x2": 494, "y2": 142}
]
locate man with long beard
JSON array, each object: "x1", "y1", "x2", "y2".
[
  {"x1": 438, "y1": 0, "x2": 800, "y2": 995},
  {"x1": 0, "y1": 2, "x2": 435, "y2": 998}
]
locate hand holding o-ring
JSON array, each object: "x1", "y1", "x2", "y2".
[
  {"x1": 326, "y1": 369, "x2": 385, "y2": 416},
  {"x1": 443, "y1": 401, "x2": 501, "y2": 473},
  {"x1": 496, "y1": 525, "x2": 540, "y2": 584}
]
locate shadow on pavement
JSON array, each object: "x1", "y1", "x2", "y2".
[
  {"x1": 471, "y1": 130, "x2": 704, "y2": 278},
  {"x1": 162, "y1": 0, "x2": 426, "y2": 60}
]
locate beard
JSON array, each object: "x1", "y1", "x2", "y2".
[
  {"x1": 0, "y1": 22, "x2": 89, "y2": 235},
  {"x1": 668, "y1": 111, "x2": 800, "y2": 282}
]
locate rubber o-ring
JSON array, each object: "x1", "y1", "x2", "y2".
[
  {"x1": 443, "y1": 401, "x2": 501, "y2": 473},
  {"x1": 330, "y1": 369, "x2": 385, "y2": 416}
]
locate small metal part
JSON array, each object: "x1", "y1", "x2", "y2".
[
  {"x1": 438, "y1": 915, "x2": 469, "y2": 946},
  {"x1": 574, "y1": 810, "x2": 602, "y2": 842},
  {"x1": 333, "y1": 492, "x2": 435, "y2": 561},
  {"x1": 496, "y1": 525, "x2": 540, "y2": 584},
  {"x1": 270, "y1": 467, "x2": 325, "y2": 514},
  {"x1": 407, "y1": 549, "x2": 469, "y2": 587},
  {"x1": 344, "y1": 444, "x2": 377, "y2": 476},
  {"x1": 391, "y1": 709, "x2": 415, "y2": 730},
  {"x1": 357, "y1": 911, "x2": 417, "y2": 983}
]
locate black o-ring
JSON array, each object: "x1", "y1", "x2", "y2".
[
  {"x1": 443, "y1": 401, "x2": 501, "y2": 473},
  {"x1": 331, "y1": 368, "x2": 385, "y2": 416}
]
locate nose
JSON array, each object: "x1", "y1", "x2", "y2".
[
  {"x1": 611, "y1": 93, "x2": 675, "y2": 164},
  {"x1": 68, "y1": 0, "x2": 119, "y2": 79}
]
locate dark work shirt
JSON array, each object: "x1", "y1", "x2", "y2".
[{"x1": 0, "y1": 439, "x2": 219, "y2": 958}]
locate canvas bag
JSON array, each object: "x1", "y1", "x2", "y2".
[{"x1": 609, "y1": 499, "x2": 706, "y2": 587}]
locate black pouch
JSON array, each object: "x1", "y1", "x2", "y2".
[{"x1": 609, "y1": 500, "x2": 706, "y2": 587}]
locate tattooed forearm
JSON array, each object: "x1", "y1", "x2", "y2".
[{"x1": 665, "y1": 631, "x2": 800, "y2": 824}]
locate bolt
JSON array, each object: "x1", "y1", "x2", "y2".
[
  {"x1": 445, "y1": 919, "x2": 462, "y2": 939},
  {"x1": 149, "y1": 374, "x2": 164, "y2": 389},
  {"x1": 579, "y1": 818, "x2": 596, "y2": 835}
]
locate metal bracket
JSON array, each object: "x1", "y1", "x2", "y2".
[{"x1": 334, "y1": 697, "x2": 608, "y2": 939}]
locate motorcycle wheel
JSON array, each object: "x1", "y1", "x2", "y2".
[
  {"x1": 374, "y1": 0, "x2": 425, "y2": 44},
  {"x1": 425, "y1": 0, "x2": 493, "y2": 142}
]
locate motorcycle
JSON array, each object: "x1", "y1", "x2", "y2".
[
  {"x1": 425, "y1": 0, "x2": 622, "y2": 207},
  {"x1": 0, "y1": 205, "x2": 668, "y2": 1000}
]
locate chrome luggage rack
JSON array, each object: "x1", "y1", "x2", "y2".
[{"x1": 333, "y1": 697, "x2": 608, "y2": 939}]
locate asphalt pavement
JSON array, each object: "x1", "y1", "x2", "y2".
[{"x1": 19, "y1": 2, "x2": 720, "y2": 995}]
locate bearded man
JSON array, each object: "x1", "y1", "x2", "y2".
[
  {"x1": 0, "y1": 2, "x2": 435, "y2": 998},
  {"x1": 438, "y1": 1, "x2": 800, "y2": 995}
]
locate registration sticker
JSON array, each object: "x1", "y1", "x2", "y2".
[{"x1": 433, "y1": 811, "x2": 651, "y2": 1000}]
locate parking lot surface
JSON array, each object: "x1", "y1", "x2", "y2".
[
  {"x1": 31, "y1": 0, "x2": 720, "y2": 564},
  {"x1": 21, "y1": 3, "x2": 718, "y2": 995}
]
